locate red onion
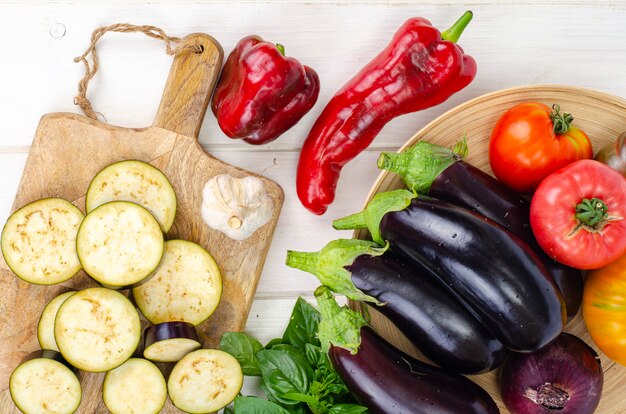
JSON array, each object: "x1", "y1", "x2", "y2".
[{"x1": 499, "y1": 333, "x2": 603, "y2": 414}]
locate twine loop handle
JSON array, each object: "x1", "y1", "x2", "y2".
[{"x1": 73, "y1": 23, "x2": 203, "y2": 120}]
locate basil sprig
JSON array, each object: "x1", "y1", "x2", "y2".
[{"x1": 219, "y1": 297, "x2": 368, "y2": 413}]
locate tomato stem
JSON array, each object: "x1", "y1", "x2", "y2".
[
  {"x1": 576, "y1": 198, "x2": 609, "y2": 228},
  {"x1": 550, "y1": 104, "x2": 573, "y2": 135}
]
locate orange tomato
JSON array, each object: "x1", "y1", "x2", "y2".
[
  {"x1": 583, "y1": 253, "x2": 626, "y2": 366},
  {"x1": 489, "y1": 102, "x2": 593, "y2": 193}
]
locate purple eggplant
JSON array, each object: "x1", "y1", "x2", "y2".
[
  {"x1": 315, "y1": 286, "x2": 500, "y2": 414},
  {"x1": 286, "y1": 239, "x2": 507, "y2": 374},
  {"x1": 378, "y1": 141, "x2": 583, "y2": 317},
  {"x1": 143, "y1": 321, "x2": 202, "y2": 363},
  {"x1": 334, "y1": 190, "x2": 565, "y2": 352}
]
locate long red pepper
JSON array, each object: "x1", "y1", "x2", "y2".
[{"x1": 296, "y1": 11, "x2": 477, "y2": 215}]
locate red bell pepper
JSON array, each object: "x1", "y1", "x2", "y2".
[
  {"x1": 296, "y1": 11, "x2": 477, "y2": 215},
  {"x1": 211, "y1": 35, "x2": 320, "y2": 145}
]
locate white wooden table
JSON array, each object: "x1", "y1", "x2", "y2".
[{"x1": 1, "y1": 0, "x2": 625, "y2": 406}]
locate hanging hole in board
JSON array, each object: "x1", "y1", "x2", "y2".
[{"x1": 196, "y1": 44, "x2": 205, "y2": 54}]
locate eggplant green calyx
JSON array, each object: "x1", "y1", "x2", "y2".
[
  {"x1": 575, "y1": 197, "x2": 609, "y2": 229},
  {"x1": 550, "y1": 104, "x2": 573, "y2": 135},
  {"x1": 332, "y1": 189, "x2": 416, "y2": 244},
  {"x1": 315, "y1": 285, "x2": 368, "y2": 355},
  {"x1": 441, "y1": 10, "x2": 473, "y2": 44},
  {"x1": 378, "y1": 138, "x2": 467, "y2": 194},
  {"x1": 286, "y1": 239, "x2": 387, "y2": 304}
]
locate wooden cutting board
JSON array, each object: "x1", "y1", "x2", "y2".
[{"x1": 0, "y1": 33, "x2": 284, "y2": 413}]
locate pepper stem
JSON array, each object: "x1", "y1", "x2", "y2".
[
  {"x1": 286, "y1": 239, "x2": 387, "y2": 304},
  {"x1": 575, "y1": 198, "x2": 609, "y2": 228},
  {"x1": 550, "y1": 104, "x2": 574, "y2": 135},
  {"x1": 377, "y1": 138, "x2": 467, "y2": 194},
  {"x1": 441, "y1": 11, "x2": 473, "y2": 43},
  {"x1": 315, "y1": 285, "x2": 368, "y2": 354},
  {"x1": 333, "y1": 189, "x2": 416, "y2": 245},
  {"x1": 275, "y1": 43, "x2": 286, "y2": 56}
]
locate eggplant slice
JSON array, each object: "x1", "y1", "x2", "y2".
[
  {"x1": 1, "y1": 198, "x2": 84, "y2": 285},
  {"x1": 133, "y1": 239, "x2": 222, "y2": 326},
  {"x1": 143, "y1": 321, "x2": 202, "y2": 362},
  {"x1": 86, "y1": 160, "x2": 177, "y2": 233},
  {"x1": 10, "y1": 350, "x2": 82, "y2": 414},
  {"x1": 54, "y1": 287, "x2": 141, "y2": 372},
  {"x1": 103, "y1": 358, "x2": 167, "y2": 414},
  {"x1": 37, "y1": 290, "x2": 76, "y2": 351},
  {"x1": 168, "y1": 349, "x2": 243, "y2": 413},
  {"x1": 76, "y1": 201, "x2": 164, "y2": 288}
]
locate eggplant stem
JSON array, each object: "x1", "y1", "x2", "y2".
[
  {"x1": 315, "y1": 285, "x2": 368, "y2": 354},
  {"x1": 333, "y1": 189, "x2": 416, "y2": 245},
  {"x1": 378, "y1": 142, "x2": 460, "y2": 195},
  {"x1": 286, "y1": 240, "x2": 386, "y2": 304},
  {"x1": 333, "y1": 211, "x2": 367, "y2": 230}
]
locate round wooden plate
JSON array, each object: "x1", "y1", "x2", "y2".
[{"x1": 351, "y1": 84, "x2": 626, "y2": 413}]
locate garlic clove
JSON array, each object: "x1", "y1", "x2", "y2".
[{"x1": 201, "y1": 174, "x2": 273, "y2": 241}]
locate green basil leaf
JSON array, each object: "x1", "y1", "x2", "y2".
[
  {"x1": 265, "y1": 337, "x2": 284, "y2": 349},
  {"x1": 304, "y1": 343, "x2": 330, "y2": 369},
  {"x1": 257, "y1": 350, "x2": 312, "y2": 405},
  {"x1": 285, "y1": 403, "x2": 309, "y2": 414},
  {"x1": 281, "y1": 392, "x2": 318, "y2": 405},
  {"x1": 220, "y1": 332, "x2": 264, "y2": 376},
  {"x1": 282, "y1": 297, "x2": 321, "y2": 350},
  {"x1": 234, "y1": 396, "x2": 290, "y2": 413},
  {"x1": 259, "y1": 378, "x2": 282, "y2": 405},
  {"x1": 268, "y1": 344, "x2": 315, "y2": 381},
  {"x1": 223, "y1": 405, "x2": 235, "y2": 414},
  {"x1": 328, "y1": 403, "x2": 369, "y2": 414}
]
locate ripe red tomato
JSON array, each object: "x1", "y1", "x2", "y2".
[
  {"x1": 530, "y1": 160, "x2": 626, "y2": 269},
  {"x1": 489, "y1": 102, "x2": 592, "y2": 193}
]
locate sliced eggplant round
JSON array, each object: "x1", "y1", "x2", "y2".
[
  {"x1": 168, "y1": 349, "x2": 243, "y2": 413},
  {"x1": 143, "y1": 321, "x2": 202, "y2": 362},
  {"x1": 1, "y1": 198, "x2": 84, "y2": 285},
  {"x1": 76, "y1": 201, "x2": 164, "y2": 288},
  {"x1": 10, "y1": 350, "x2": 82, "y2": 414},
  {"x1": 133, "y1": 239, "x2": 222, "y2": 325},
  {"x1": 37, "y1": 290, "x2": 76, "y2": 351},
  {"x1": 54, "y1": 287, "x2": 141, "y2": 372},
  {"x1": 103, "y1": 358, "x2": 167, "y2": 414},
  {"x1": 85, "y1": 160, "x2": 177, "y2": 233}
]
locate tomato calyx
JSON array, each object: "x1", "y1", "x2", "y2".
[
  {"x1": 568, "y1": 197, "x2": 622, "y2": 236},
  {"x1": 550, "y1": 104, "x2": 573, "y2": 135}
]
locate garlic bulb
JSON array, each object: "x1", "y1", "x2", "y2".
[{"x1": 201, "y1": 174, "x2": 273, "y2": 241}]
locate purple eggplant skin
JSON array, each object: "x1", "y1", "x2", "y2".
[
  {"x1": 429, "y1": 161, "x2": 583, "y2": 318},
  {"x1": 144, "y1": 321, "x2": 200, "y2": 348},
  {"x1": 348, "y1": 252, "x2": 508, "y2": 374},
  {"x1": 329, "y1": 326, "x2": 500, "y2": 414},
  {"x1": 381, "y1": 196, "x2": 565, "y2": 352}
]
